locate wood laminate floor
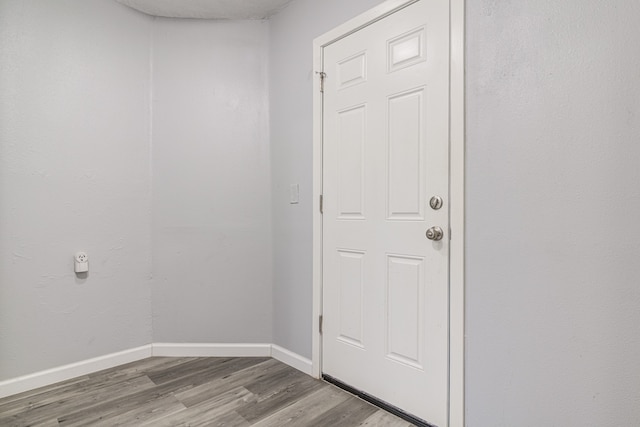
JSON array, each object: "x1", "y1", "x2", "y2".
[{"x1": 0, "y1": 357, "x2": 413, "y2": 427}]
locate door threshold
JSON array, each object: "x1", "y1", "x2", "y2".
[{"x1": 322, "y1": 374, "x2": 437, "y2": 427}]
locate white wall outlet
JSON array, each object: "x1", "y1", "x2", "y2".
[{"x1": 74, "y1": 252, "x2": 89, "y2": 273}]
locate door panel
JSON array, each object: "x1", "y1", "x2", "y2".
[
  {"x1": 386, "y1": 253, "x2": 424, "y2": 368},
  {"x1": 387, "y1": 87, "x2": 426, "y2": 219},
  {"x1": 322, "y1": 1, "x2": 450, "y2": 425},
  {"x1": 337, "y1": 105, "x2": 366, "y2": 219},
  {"x1": 337, "y1": 249, "x2": 365, "y2": 347}
]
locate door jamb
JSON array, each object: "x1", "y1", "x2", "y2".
[{"x1": 311, "y1": 1, "x2": 465, "y2": 425}]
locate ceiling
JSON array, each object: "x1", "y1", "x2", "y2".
[{"x1": 115, "y1": 0, "x2": 295, "y2": 20}]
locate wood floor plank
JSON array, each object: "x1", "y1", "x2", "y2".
[
  {"x1": 360, "y1": 410, "x2": 415, "y2": 426},
  {"x1": 55, "y1": 380, "x2": 180, "y2": 427},
  {"x1": 204, "y1": 410, "x2": 252, "y2": 427},
  {"x1": 0, "y1": 371, "x2": 155, "y2": 418},
  {"x1": 0, "y1": 358, "x2": 188, "y2": 415},
  {"x1": 56, "y1": 358, "x2": 266, "y2": 426},
  {"x1": 0, "y1": 376, "x2": 156, "y2": 426},
  {"x1": 174, "y1": 359, "x2": 285, "y2": 408},
  {"x1": 304, "y1": 395, "x2": 379, "y2": 427},
  {"x1": 149, "y1": 357, "x2": 269, "y2": 388},
  {"x1": 243, "y1": 363, "x2": 313, "y2": 399},
  {"x1": 145, "y1": 386, "x2": 255, "y2": 427},
  {"x1": 1, "y1": 357, "x2": 412, "y2": 427},
  {"x1": 0, "y1": 377, "x2": 89, "y2": 415},
  {"x1": 251, "y1": 384, "x2": 351, "y2": 427},
  {"x1": 91, "y1": 394, "x2": 185, "y2": 427},
  {"x1": 146, "y1": 357, "x2": 234, "y2": 385},
  {"x1": 27, "y1": 419, "x2": 60, "y2": 427},
  {"x1": 0, "y1": 376, "x2": 90, "y2": 408},
  {"x1": 236, "y1": 371, "x2": 325, "y2": 423}
]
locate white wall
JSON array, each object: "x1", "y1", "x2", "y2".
[
  {"x1": 0, "y1": 0, "x2": 153, "y2": 380},
  {"x1": 269, "y1": 0, "x2": 385, "y2": 360},
  {"x1": 466, "y1": 1, "x2": 640, "y2": 425},
  {"x1": 151, "y1": 19, "x2": 272, "y2": 343}
]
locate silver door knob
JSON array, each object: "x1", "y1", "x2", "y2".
[{"x1": 426, "y1": 226, "x2": 444, "y2": 241}]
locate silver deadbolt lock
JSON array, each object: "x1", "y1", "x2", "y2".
[
  {"x1": 429, "y1": 196, "x2": 443, "y2": 210},
  {"x1": 426, "y1": 226, "x2": 444, "y2": 241}
]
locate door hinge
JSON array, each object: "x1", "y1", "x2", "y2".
[
  {"x1": 319, "y1": 194, "x2": 324, "y2": 214},
  {"x1": 319, "y1": 315, "x2": 323, "y2": 334},
  {"x1": 317, "y1": 71, "x2": 326, "y2": 93}
]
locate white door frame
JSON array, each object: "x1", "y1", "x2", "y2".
[{"x1": 311, "y1": 0, "x2": 464, "y2": 425}]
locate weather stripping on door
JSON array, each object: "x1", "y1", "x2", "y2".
[{"x1": 322, "y1": 374, "x2": 437, "y2": 427}]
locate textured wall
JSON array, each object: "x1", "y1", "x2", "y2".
[
  {"x1": 0, "y1": 0, "x2": 153, "y2": 380},
  {"x1": 151, "y1": 19, "x2": 272, "y2": 343},
  {"x1": 465, "y1": 1, "x2": 640, "y2": 425},
  {"x1": 268, "y1": 0, "x2": 386, "y2": 359},
  {"x1": 115, "y1": 0, "x2": 293, "y2": 19}
]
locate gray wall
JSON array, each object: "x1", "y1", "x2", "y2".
[
  {"x1": 151, "y1": 18, "x2": 272, "y2": 343},
  {"x1": 465, "y1": 1, "x2": 640, "y2": 425},
  {"x1": 0, "y1": 0, "x2": 153, "y2": 380},
  {"x1": 269, "y1": 0, "x2": 385, "y2": 360},
  {"x1": 3, "y1": 1, "x2": 639, "y2": 424}
]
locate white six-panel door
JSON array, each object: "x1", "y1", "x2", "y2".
[{"x1": 321, "y1": 0, "x2": 450, "y2": 425}]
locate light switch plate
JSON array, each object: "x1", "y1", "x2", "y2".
[{"x1": 290, "y1": 184, "x2": 299, "y2": 204}]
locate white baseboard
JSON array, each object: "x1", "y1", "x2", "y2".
[
  {"x1": 0, "y1": 343, "x2": 312, "y2": 399},
  {"x1": 152, "y1": 343, "x2": 271, "y2": 358},
  {"x1": 0, "y1": 345, "x2": 152, "y2": 399},
  {"x1": 271, "y1": 344, "x2": 313, "y2": 376},
  {"x1": 152, "y1": 343, "x2": 312, "y2": 375}
]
